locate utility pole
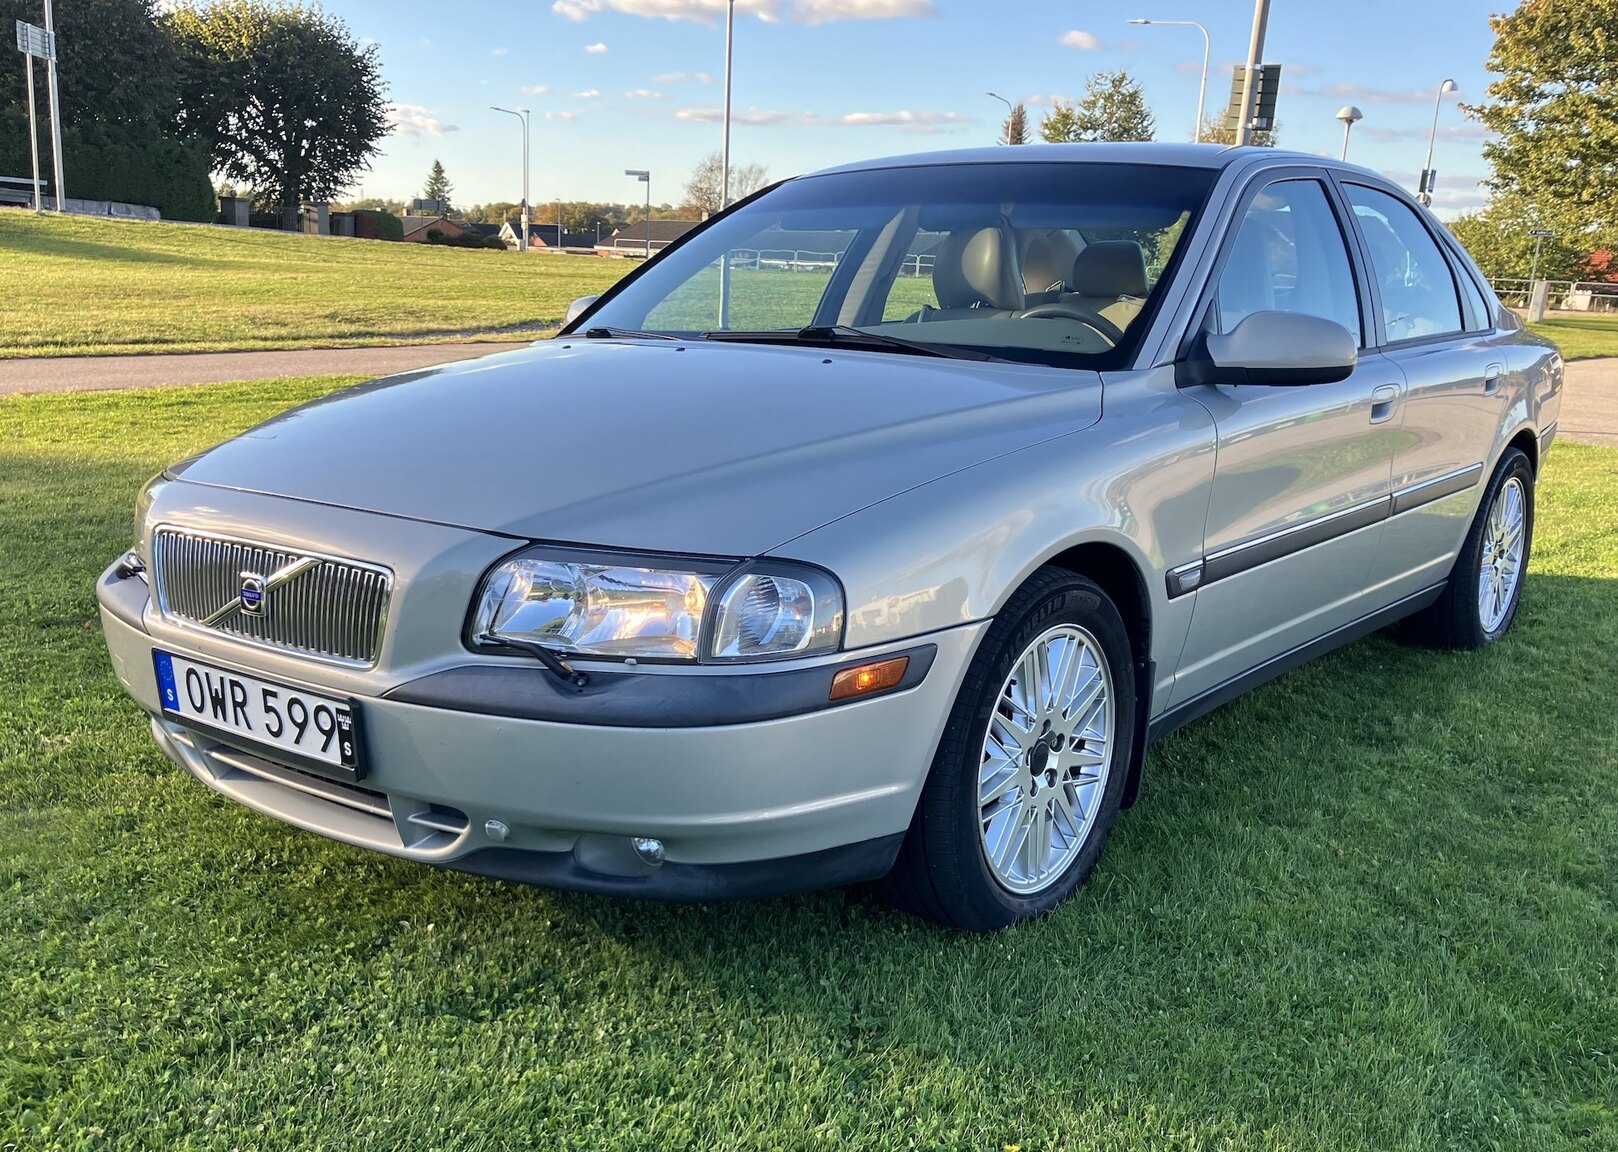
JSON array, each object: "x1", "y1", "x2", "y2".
[
  {"x1": 42, "y1": 0, "x2": 63, "y2": 209},
  {"x1": 1233, "y1": 0, "x2": 1271, "y2": 148},
  {"x1": 721, "y1": 0, "x2": 735, "y2": 209}
]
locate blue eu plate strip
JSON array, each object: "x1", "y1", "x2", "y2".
[{"x1": 153, "y1": 651, "x2": 180, "y2": 713}]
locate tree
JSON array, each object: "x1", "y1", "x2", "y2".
[
  {"x1": 423, "y1": 160, "x2": 453, "y2": 210},
  {"x1": 1447, "y1": 192, "x2": 1589, "y2": 282},
  {"x1": 1001, "y1": 104, "x2": 1029, "y2": 146},
  {"x1": 1197, "y1": 114, "x2": 1280, "y2": 148},
  {"x1": 0, "y1": 0, "x2": 214, "y2": 219},
  {"x1": 683, "y1": 152, "x2": 770, "y2": 218},
  {"x1": 1466, "y1": 0, "x2": 1618, "y2": 250},
  {"x1": 1040, "y1": 71, "x2": 1155, "y2": 143},
  {"x1": 167, "y1": 1, "x2": 390, "y2": 230}
]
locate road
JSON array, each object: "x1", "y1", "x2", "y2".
[
  {"x1": 2, "y1": 344, "x2": 1615, "y2": 447},
  {"x1": 0, "y1": 342, "x2": 530, "y2": 396}
]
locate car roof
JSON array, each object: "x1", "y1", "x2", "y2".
[{"x1": 806, "y1": 142, "x2": 1341, "y2": 178}]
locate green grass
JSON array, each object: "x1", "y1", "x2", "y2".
[
  {"x1": 0, "y1": 212, "x2": 627, "y2": 358},
  {"x1": 1530, "y1": 315, "x2": 1618, "y2": 362},
  {"x1": 3, "y1": 380, "x2": 1618, "y2": 1150}
]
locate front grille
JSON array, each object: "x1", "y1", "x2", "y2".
[{"x1": 152, "y1": 528, "x2": 392, "y2": 666}]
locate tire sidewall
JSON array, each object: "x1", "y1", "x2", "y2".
[
  {"x1": 941, "y1": 574, "x2": 1136, "y2": 926},
  {"x1": 1462, "y1": 449, "x2": 1536, "y2": 644}
]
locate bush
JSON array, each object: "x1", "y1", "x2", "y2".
[
  {"x1": 352, "y1": 209, "x2": 403, "y2": 241},
  {"x1": 426, "y1": 230, "x2": 504, "y2": 250}
]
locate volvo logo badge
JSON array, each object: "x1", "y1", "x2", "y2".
[
  {"x1": 200, "y1": 555, "x2": 322, "y2": 627},
  {"x1": 239, "y1": 573, "x2": 267, "y2": 616}
]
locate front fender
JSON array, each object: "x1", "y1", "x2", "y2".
[{"x1": 776, "y1": 368, "x2": 1218, "y2": 718}]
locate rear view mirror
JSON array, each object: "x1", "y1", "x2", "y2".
[
  {"x1": 1179, "y1": 311, "x2": 1357, "y2": 387},
  {"x1": 565, "y1": 295, "x2": 599, "y2": 326}
]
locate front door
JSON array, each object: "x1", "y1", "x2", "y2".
[{"x1": 1171, "y1": 175, "x2": 1403, "y2": 707}]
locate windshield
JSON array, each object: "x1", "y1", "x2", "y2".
[{"x1": 581, "y1": 161, "x2": 1216, "y2": 368}]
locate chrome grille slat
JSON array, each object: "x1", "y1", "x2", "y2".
[{"x1": 152, "y1": 528, "x2": 392, "y2": 667}]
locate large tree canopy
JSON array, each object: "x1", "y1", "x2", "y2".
[
  {"x1": 1040, "y1": 71, "x2": 1156, "y2": 144},
  {"x1": 682, "y1": 152, "x2": 769, "y2": 218},
  {"x1": 1467, "y1": 0, "x2": 1618, "y2": 244},
  {"x1": 167, "y1": 1, "x2": 389, "y2": 228},
  {"x1": 0, "y1": 0, "x2": 214, "y2": 219}
]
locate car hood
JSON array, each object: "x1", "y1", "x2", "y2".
[{"x1": 174, "y1": 340, "x2": 1103, "y2": 556}]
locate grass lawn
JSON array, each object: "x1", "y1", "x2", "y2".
[
  {"x1": 1530, "y1": 315, "x2": 1618, "y2": 363},
  {"x1": 0, "y1": 212, "x2": 627, "y2": 358},
  {"x1": 3, "y1": 381, "x2": 1618, "y2": 1150}
]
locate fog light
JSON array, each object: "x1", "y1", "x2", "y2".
[
  {"x1": 632, "y1": 837, "x2": 665, "y2": 866},
  {"x1": 829, "y1": 655, "x2": 910, "y2": 701}
]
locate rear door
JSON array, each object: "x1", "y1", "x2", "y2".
[
  {"x1": 1169, "y1": 172, "x2": 1404, "y2": 707},
  {"x1": 1338, "y1": 181, "x2": 1511, "y2": 606}
]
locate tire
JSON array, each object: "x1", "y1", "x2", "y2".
[
  {"x1": 881, "y1": 568, "x2": 1137, "y2": 932},
  {"x1": 1402, "y1": 447, "x2": 1535, "y2": 650}
]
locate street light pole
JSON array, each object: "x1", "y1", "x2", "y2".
[
  {"x1": 1128, "y1": 19, "x2": 1210, "y2": 143},
  {"x1": 721, "y1": 0, "x2": 736, "y2": 209},
  {"x1": 1336, "y1": 105, "x2": 1363, "y2": 161},
  {"x1": 42, "y1": 0, "x2": 64, "y2": 209},
  {"x1": 1233, "y1": 0, "x2": 1272, "y2": 148},
  {"x1": 626, "y1": 169, "x2": 651, "y2": 259},
  {"x1": 491, "y1": 106, "x2": 531, "y2": 252},
  {"x1": 1419, "y1": 79, "x2": 1458, "y2": 207},
  {"x1": 986, "y1": 91, "x2": 1013, "y2": 143}
]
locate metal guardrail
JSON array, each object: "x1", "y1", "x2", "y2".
[{"x1": 1490, "y1": 278, "x2": 1618, "y2": 312}]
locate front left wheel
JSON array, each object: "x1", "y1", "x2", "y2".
[{"x1": 882, "y1": 568, "x2": 1136, "y2": 931}]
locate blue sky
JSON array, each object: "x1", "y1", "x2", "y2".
[{"x1": 340, "y1": 0, "x2": 1501, "y2": 217}]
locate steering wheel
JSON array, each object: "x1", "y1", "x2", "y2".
[{"x1": 1015, "y1": 303, "x2": 1126, "y2": 346}]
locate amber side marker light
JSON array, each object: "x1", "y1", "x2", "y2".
[{"x1": 829, "y1": 655, "x2": 910, "y2": 702}]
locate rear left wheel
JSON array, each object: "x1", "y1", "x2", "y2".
[{"x1": 882, "y1": 568, "x2": 1136, "y2": 931}]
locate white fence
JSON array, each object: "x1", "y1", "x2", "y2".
[
  {"x1": 1490, "y1": 278, "x2": 1618, "y2": 312},
  {"x1": 723, "y1": 249, "x2": 938, "y2": 278}
]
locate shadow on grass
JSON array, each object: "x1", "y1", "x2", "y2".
[{"x1": 11, "y1": 232, "x2": 210, "y2": 268}]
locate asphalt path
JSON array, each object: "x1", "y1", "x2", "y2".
[
  {"x1": 0, "y1": 342, "x2": 531, "y2": 396},
  {"x1": 2, "y1": 343, "x2": 1615, "y2": 447}
]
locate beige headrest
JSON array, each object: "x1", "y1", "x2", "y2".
[
  {"x1": 933, "y1": 228, "x2": 1025, "y2": 311},
  {"x1": 1071, "y1": 241, "x2": 1148, "y2": 300}
]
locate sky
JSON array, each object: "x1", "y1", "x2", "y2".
[{"x1": 340, "y1": 0, "x2": 1503, "y2": 219}]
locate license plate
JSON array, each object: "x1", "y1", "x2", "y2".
[{"x1": 153, "y1": 651, "x2": 364, "y2": 780}]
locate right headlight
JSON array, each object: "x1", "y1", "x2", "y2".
[
  {"x1": 470, "y1": 550, "x2": 844, "y2": 664},
  {"x1": 708, "y1": 568, "x2": 844, "y2": 661}
]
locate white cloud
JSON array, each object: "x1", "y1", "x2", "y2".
[
  {"x1": 654, "y1": 71, "x2": 715, "y2": 85},
  {"x1": 833, "y1": 110, "x2": 968, "y2": 128},
  {"x1": 1302, "y1": 81, "x2": 1458, "y2": 105},
  {"x1": 544, "y1": 110, "x2": 581, "y2": 121},
  {"x1": 554, "y1": 0, "x2": 931, "y2": 24},
  {"x1": 625, "y1": 88, "x2": 665, "y2": 99},
  {"x1": 386, "y1": 102, "x2": 458, "y2": 137},
  {"x1": 522, "y1": 85, "x2": 550, "y2": 95},
  {"x1": 1362, "y1": 123, "x2": 1492, "y2": 142},
  {"x1": 585, "y1": 41, "x2": 609, "y2": 53},
  {"x1": 1059, "y1": 29, "x2": 1100, "y2": 50},
  {"x1": 574, "y1": 88, "x2": 602, "y2": 98},
  {"x1": 676, "y1": 106, "x2": 797, "y2": 124},
  {"x1": 491, "y1": 47, "x2": 509, "y2": 56}
]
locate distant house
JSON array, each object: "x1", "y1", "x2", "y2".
[
  {"x1": 399, "y1": 214, "x2": 466, "y2": 244},
  {"x1": 596, "y1": 220, "x2": 701, "y2": 258},
  {"x1": 499, "y1": 221, "x2": 593, "y2": 250},
  {"x1": 465, "y1": 222, "x2": 505, "y2": 247}
]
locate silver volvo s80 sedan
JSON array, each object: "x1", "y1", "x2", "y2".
[{"x1": 98, "y1": 144, "x2": 1561, "y2": 930}]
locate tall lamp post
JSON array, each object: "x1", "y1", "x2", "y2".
[
  {"x1": 1127, "y1": 18, "x2": 1211, "y2": 143},
  {"x1": 491, "y1": 105, "x2": 531, "y2": 252},
  {"x1": 1335, "y1": 105, "x2": 1363, "y2": 161},
  {"x1": 1418, "y1": 79, "x2": 1458, "y2": 207},
  {"x1": 626, "y1": 169, "x2": 651, "y2": 259},
  {"x1": 986, "y1": 91, "x2": 1013, "y2": 143},
  {"x1": 720, "y1": 0, "x2": 736, "y2": 209}
]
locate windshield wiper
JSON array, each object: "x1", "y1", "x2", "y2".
[
  {"x1": 582, "y1": 326, "x2": 679, "y2": 341},
  {"x1": 700, "y1": 324, "x2": 1001, "y2": 362}
]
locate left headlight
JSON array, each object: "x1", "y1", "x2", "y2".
[{"x1": 471, "y1": 550, "x2": 844, "y2": 663}]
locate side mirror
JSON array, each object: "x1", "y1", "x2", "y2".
[
  {"x1": 565, "y1": 295, "x2": 599, "y2": 326},
  {"x1": 1179, "y1": 311, "x2": 1357, "y2": 388}
]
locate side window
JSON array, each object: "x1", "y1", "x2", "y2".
[
  {"x1": 1452, "y1": 256, "x2": 1494, "y2": 331},
  {"x1": 1214, "y1": 180, "x2": 1362, "y2": 344},
  {"x1": 1344, "y1": 184, "x2": 1463, "y2": 342}
]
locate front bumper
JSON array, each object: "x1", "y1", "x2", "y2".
[{"x1": 99, "y1": 561, "x2": 983, "y2": 899}]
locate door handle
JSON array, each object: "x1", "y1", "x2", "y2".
[
  {"x1": 1369, "y1": 383, "x2": 1402, "y2": 424},
  {"x1": 1484, "y1": 362, "x2": 1505, "y2": 395}
]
